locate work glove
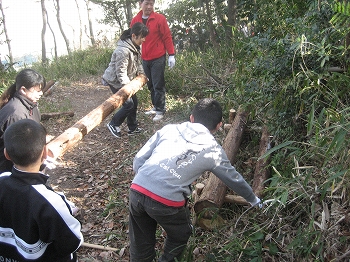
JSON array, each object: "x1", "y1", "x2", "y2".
[
  {"x1": 249, "y1": 196, "x2": 264, "y2": 208},
  {"x1": 168, "y1": 55, "x2": 175, "y2": 69},
  {"x1": 43, "y1": 156, "x2": 58, "y2": 170}
]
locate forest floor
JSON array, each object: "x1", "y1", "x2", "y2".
[{"x1": 42, "y1": 76, "x2": 170, "y2": 261}]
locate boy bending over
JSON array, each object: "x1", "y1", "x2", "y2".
[{"x1": 129, "y1": 98, "x2": 261, "y2": 261}]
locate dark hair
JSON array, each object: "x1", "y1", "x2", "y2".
[
  {"x1": 0, "y1": 69, "x2": 46, "y2": 108},
  {"x1": 191, "y1": 98, "x2": 223, "y2": 131},
  {"x1": 120, "y1": 22, "x2": 149, "y2": 41},
  {"x1": 4, "y1": 119, "x2": 47, "y2": 167}
]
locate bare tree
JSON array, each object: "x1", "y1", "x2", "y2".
[
  {"x1": 45, "y1": 8, "x2": 58, "y2": 60},
  {"x1": 0, "y1": 0, "x2": 13, "y2": 66},
  {"x1": 84, "y1": 0, "x2": 95, "y2": 46},
  {"x1": 54, "y1": 0, "x2": 71, "y2": 55},
  {"x1": 41, "y1": 0, "x2": 48, "y2": 65},
  {"x1": 75, "y1": 0, "x2": 83, "y2": 49}
]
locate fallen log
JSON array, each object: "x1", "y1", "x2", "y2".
[
  {"x1": 193, "y1": 108, "x2": 248, "y2": 228},
  {"x1": 47, "y1": 74, "x2": 147, "y2": 159},
  {"x1": 41, "y1": 111, "x2": 74, "y2": 120},
  {"x1": 42, "y1": 80, "x2": 56, "y2": 94},
  {"x1": 224, "y1": 194, "x2": 248, "y2": 205},
  {"x1": 252, "y1": 125, "x2": 271, "y2": 197}
]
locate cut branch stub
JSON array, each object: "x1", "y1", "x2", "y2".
[
  {"x1": 47, "y1": 74, "x2": 147, "y2": 159},
  {"x1": 193, "y1": 108, "x2": 248, "y2": 227}
]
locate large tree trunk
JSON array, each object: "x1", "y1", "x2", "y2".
[
  {"x1": 252, "y1": 126, "x2": 271, "y2": 197},
  {"x1": 41, "y1": 0, "x2": 48, "y2": 65},
  {"x1": 0, "y1": 0, "x2": 14, "y2": 66},
  {"x1": 55, "y1": 0, "x2": 71, "y2": 55},
  {"x1": 193, "y1": 108, "x2": 248, "y2": 220},
  {"x1": 47, "y1": 74, "x2": 147, "y2": 159}
]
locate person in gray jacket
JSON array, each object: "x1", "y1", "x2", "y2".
[
  {"x1": 128, "y1": 98, "x2": 262, "y2": 262},
  {"x1": 103, "y1": 22, "x2": 149, "y2": 138}
]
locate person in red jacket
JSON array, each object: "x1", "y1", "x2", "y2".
[{"x1": 130, "y1": 0, "x2": 175, "y2": 122}]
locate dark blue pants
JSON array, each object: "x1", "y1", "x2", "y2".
[
  {"x1": 129, "y1": 190, "x2": 193, "y2": 262},
  {"x1": 142, "y1": 55, "x2": 166, "y2": 113},
  {"x1": 109, "y1": 85, "x2": 138, "y2": 131}
]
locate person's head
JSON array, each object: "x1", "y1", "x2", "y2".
[
  {"x1": 121, "y1": 22, "x2": 149, "y2": 47},
  {"x1": 0, "y1": 69, "x2": 45, "y2": 108},
  {"x1": 16, "y1": 69, "x2": 45, "y2": 103},
  {"x1": 4, "y1": 119, "x2": 47, "y2": 169},
  {"x1": 139, "y1": 0, "x2": 155, "y2": 17},
  {"x1": 190, "y1": 98, "x2": 223, "y2": 132}
]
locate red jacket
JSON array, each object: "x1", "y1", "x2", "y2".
[{"x1": 131, "y1": 10, "x2": 175, "y2": 61}]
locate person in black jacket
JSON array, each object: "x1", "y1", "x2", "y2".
[
  {"x1": 0, "y1": 69, "x2": 45, "y2": 173},
  {"x1": 0, "y1": 119, "x2": 83, "y2": 261}
]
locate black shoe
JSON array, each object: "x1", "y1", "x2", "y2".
[
  {"x1": 128, "y1": 127, "x2": 143, "y2": 135},
  {"x1": 107, "y1": 122, "x2": 122, "y2": 138}
]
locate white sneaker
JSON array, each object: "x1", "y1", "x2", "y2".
[
  {"x1": 145, "y1": 107, "x2": 157, "y2": 115},
  {"x1": 153, "y1": 114, "x2": 164, "y2": 122}
]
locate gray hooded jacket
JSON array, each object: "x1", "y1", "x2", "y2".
[
  {"x1": 132, "y1": 122, "x2": 256, "y2": 206},
  {"x1": 102, "y1": 38, "x2": 144, "y2": 90}
]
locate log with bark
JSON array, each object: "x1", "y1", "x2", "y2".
[
  {"x1": 251, "y1": 125, "x2": 271, "y2": 197},
  {"x1": 47, "y1": 74, "x2": 147, "y2": 159},
  {"x1": 42, "y1": 80, "x2": 56, "y2": 94},
  {"x1": 41, "y1": 111, "x2": 74, "y2": 120},
  {"x1": 193, "y1": 108, "x2": 248, "y2": 229}
]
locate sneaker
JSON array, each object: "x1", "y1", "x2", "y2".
[
  {"x1": 128, "y1": 127, "x2": 143, "y2": 135},
  {"x1": 153, "y1": 114, "x2": 164, "y2": 122},
  {"x1": 145, "y1": 107, "x2": 157, "y2": 115},
  {"x1": 107, "y1": 122, "x2": 122, "y2": 138}
]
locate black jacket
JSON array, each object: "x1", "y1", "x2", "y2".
[
  {"x1": 0, "y1": 167, "x2": 83, "y2": 261},
  {"x1": 0, "y1": 92, "x2": 41, "y2": 173}
]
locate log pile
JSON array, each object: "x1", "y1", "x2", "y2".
[{"x1": 193, "y1": 108, "x2": 271, "y2": 230}]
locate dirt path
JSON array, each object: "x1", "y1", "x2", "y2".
[{"x1": 41, "y1": 76, "x2": 161, "y2": 261}]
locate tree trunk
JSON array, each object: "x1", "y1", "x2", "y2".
[
  {"x1": 55, "y1": 0, "x2": 71, "y2": 55},
  {"x1": 226, "y1": 0, "x2": 236, "y2": 39},
  {"x1": 203, "y1": 0, "x2": 217, "y2": 46},
  {"x1": 193, "y1": 108, "x2": 248, "y2": 221},
  {"x1": 125, "y1": 0, "x2": 133, "y2": 25},
  {"x1": 252, "y1": 126, "x2": 271, "y2": 197},
  {"x1": 85, "y1": 0, "x2": 95, "y2": 46},
  {"x1": 45, "y1": 9, "x2": 58, "y2": 60},
  {"x1": 41, "y1": 0, "x2": 48, "y2": 65},
  {"x1": 75, "y1": 0, "x2": 83, "y2": 49},
  {"x1": 47, "y1": 74, "x2": 147, "y2": 159},
  {"x1": 0, "y1": 0, "x2": 14, "y2": 66}
]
